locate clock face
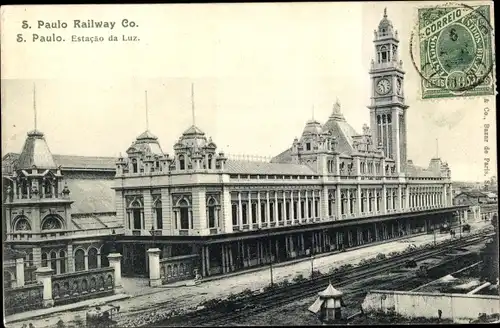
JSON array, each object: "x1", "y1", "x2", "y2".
[
  {"x1": 396, "y1": 79, "x2": 402, "y2": 95},
  {"x1": 376, "y1": 78, "x2": 391, "y2": 95}
]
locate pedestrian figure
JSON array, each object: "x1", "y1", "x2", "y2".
[{"x1": 438, "y1": 309, "x2": 442, "y2": 321}]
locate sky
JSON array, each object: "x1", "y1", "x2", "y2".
[{"x1": 1, "y1": 2, "x2": 497, "y2": 182}]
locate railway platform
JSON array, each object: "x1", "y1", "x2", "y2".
[{"x1": 7, "y1": 220, "x2": 490, "y2": 328}]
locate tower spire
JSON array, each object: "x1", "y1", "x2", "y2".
[
  {"x1": 384, "y1": 7, "x2": 387, "y2": 18},
  {"x1": 33, "y1": 83, "x2": 37, "y2": 131},
  {"x1": 145, "y1": 90, "x2": 149, "y2": 131},
  {"x1": 191, "y1": 83, "x2": 196, "y2": 126}
]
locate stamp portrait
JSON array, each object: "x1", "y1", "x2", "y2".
[{"x1": 415, "y1": 3, "x2": 495, "y2": 99}]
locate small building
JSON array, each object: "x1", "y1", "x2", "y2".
[{"x1": 308, "y1": 283, "x2": 346, "y2": 323}]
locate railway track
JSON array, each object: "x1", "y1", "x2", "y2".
[{"x1": 154, "y1": 229, "x2": 493, "y2": 327}]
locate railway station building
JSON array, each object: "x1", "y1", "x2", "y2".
[{"x1": 2, "y1": 10, "x2": 470, "y2": 285}]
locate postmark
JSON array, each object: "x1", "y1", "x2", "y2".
[{"x1": 410, "y1": 3, "x2": 495, "y2": 99}]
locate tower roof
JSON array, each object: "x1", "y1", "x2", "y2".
[
  {"x1": 322, "y1": 101, "x2": 359, "y2": 154},
  {"x1": 378, "y1": 8, "x2": 393, "y2": 31},
  {"x1": 302, "y1": 119, "x2": 323, "y2": 136},
  {"x1": 127, "y1": 130, "x2": 164, "y2": 156},
  {"x1": 16, "y1": 129, "x2": 57, "y2": 170}
]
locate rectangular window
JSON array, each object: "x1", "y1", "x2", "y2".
[
  {"x1": 306, "y1": 143, "x2": 311, "y2": 151},
  {"x1": 307, "y1": 200, "x2": 312, "y2": 218},
  {"x1": 286, "y1": 202, "x2": 290, "y2": 220},
  {"x1": 300, "y1": 201, "x2": 305, "y2": 218},
  {"x1": 293, "y1": 201, "x2": 298, "y2": 219}
]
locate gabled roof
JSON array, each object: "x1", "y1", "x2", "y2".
[
  {"x1": 225, "y1": 160, "x2": 317, "y2": 176},
  {"x1": 17, "y1": 130, "x2": 57, "y2": 170}
]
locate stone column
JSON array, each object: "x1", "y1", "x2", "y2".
[
  {"x1": 35, "y1": 267, "x2": 54, "y2": 307},
  {"x1": 16, "y1": 257, "x2": 25, "y2": 287},
  {"x1": 147, "y1": 248, "x2": 161, "y2": 287},
  {"x1": 336, "y1": 188, "x2": 341, "y2": 219},
  {"x1": 257, "y1": 192, "x2": 262, "y2": 228},
  {"x1": 107, "y1": 253, "x2": 123, "y2": 291},
  {"x1": 249, "y1": 192, "x2": 253, "y2": 227},
  {"x1": 290, "y1": 191, "x2": 295, "y2": 224}
]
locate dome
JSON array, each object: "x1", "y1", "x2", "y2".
[
  {"x1": 378, "y1": 8, "x2": 393, "y2": 31},
  {"x1": 302, "y1": 120, "x2": 323, "y2": 136},
  {"x1": 174, "y1": 125, "x2": 210, "y2": 150}
]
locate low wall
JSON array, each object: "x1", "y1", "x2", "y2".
[
  {"x1": 4, "y1": 283, "x2": 44, "y2": 315},
  {"x1": 51, "y1": 267, "x2": 115, "y2": 306},
  {"x1": 362, "y1": 290, "x2": 500, "y2": 323},
  {"x1": 160, "y1": 254, "x2": 198, "y2": 284}
]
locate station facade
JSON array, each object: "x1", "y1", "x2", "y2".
[{"x1": 3, "y1": 10, "x2": 468, "y2": 285}]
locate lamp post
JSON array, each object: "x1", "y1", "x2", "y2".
[{"x1": 310, "y1": 253, "x2": 315, "y2": 278}]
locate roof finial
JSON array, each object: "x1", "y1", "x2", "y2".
[
  {"x1": 384, "y1": 7, "x2": 387, "y2": 18},
  {"x1": 145, "y1": 90, "x2": 149, "y2": 131},
  {"x1": 191, "y1": 83, "x2": 196, "y2": 127},
  {"x1": 33, "y1": 83, "x2": 37, "y2": 131}
]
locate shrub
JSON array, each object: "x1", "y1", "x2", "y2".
[
  {"x1": 56, "y1": 320, "x2": 65, "y2": 328},
  {"x1": 375, "y1": 253, "x2": 387, "y2": 261},
  {"x1": 293, "y1": 273, "x2": 306, "y2": 283},
  {"x1": 279, "y1": 279, "x2": 291, "y2": 287}
]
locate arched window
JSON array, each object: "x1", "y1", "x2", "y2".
[
  {"x1": 361, "y1": 191, "x2": 366, "y2": 213},
  {"x1": 307, "y1": 200, "x2": 312, "y2": 218},
  {"x1": 207, "y1": 197, "x2": 217, "y2": 228},
  {"x1": 41, "y1": 253, "x2": 48, "y2": 267},
  {"x1": 285, "y1": 201, "x2": 290, "y2": 220},
  {"x1": 179, "y1": 155, "x2": 185, "y2": 170},
  {"x1": 41, "y1": 215, "x2": 62, "y2": 230},
  {"x1": 269, "y1": 201, "x2": 275, "y2": 221},
  {"x1": 14, "y1": 216, "x2": 31, "y2": 231},
  {"x1": 50, "y1": 251, "x2": 57, "y2": 273},
  {"x1": 154, "y1": 199, "x2": 163, "y2": 230},
  {"x1": 132, "y1": 159, "x2": 138, "y2": 173},
  {"x1": 231, "y1": 202, "x2": 238, "y2": 226},
  {"x1": 328, "y1": 193, "x2": 335, "y2": 217},
  {"x1": 260, "y1": 202, "x2": 266, "y2": 222},
  {"x1": 251, "y1": 202, "x2": 258, "y2": 223},
  {"x1": 59, "y1": 250, "x2": 66, "y2": 274},
  {"x1": 207, "y1": 154, "x2": 213, "y2": 170},
  {"x1": 21, "y1": 180, "x2": 29, "y2": 199},
  {"x1": 74, "y1": 249, "x2": 85, "y2": 272},
  {"x1": 178, "y1": 199, "x2": 190, "y2": 230},
  {"x1": 300, "y1": 200, "x2": 305, "y2": 218},
  {"x1": 293, "y1": 200, "x2": 298, "y2": 219},
  {"x1": 88, "y1": 247, "x2": 98, "y2": 269},
  {"x1": 349, "y1": 191, "x2": 355, "y2": 214},
  {"x1": 128, "y1": 199, "x2": 143, "y2": 230}
]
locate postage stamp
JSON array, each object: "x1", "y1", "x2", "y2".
[{"x1": 414, "y1": 3, "x2": 495, "y2": 99}]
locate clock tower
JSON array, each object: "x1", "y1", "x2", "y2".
[{"x1": 368, "y1": 8, "x2": 408, "y2": 174}]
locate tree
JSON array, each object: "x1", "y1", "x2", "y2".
[{"x1": 479, "y1": 214, "x2": 499, "y2": 283}]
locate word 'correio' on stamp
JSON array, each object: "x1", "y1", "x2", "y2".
[{"x1": 411, "y1": 3, "x2": 495, "y2": 99}]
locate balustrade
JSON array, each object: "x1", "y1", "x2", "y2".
[{"x1": 51, "y1": 267, "x2": 115, "y2": 305}]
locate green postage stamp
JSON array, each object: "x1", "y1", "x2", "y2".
[{"x1": 416, "y1": 3, "x2": 495, "y2": 99}]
